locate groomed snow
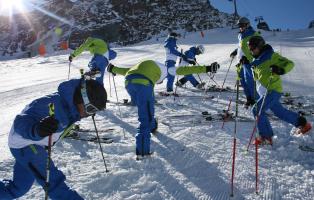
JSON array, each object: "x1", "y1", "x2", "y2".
[{"x1": 0, "y1": 28, "x2": 313, "y2": 199}]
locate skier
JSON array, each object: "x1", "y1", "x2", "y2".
[
  {"x1": 69, "y1": 36, "x2": 117, "y2": 85},
  {"x1": 230, "y1": 17, "x2": 260, "y2": 108},
  {"x1": 0, "y1": 79, "x2": 107, "y2": 199},
  {"x1": 164, "y1": 32, "x2": 189, "y2": 94},
  {"x1": 175, "y1": 45, "x2": 206, "y2": 89},
  {"x1": 107, "y1": 60, "x2": 220, "y2": 158},
  {"x1": 247, "y1": 36, "x2": 312, "y2": 145}
]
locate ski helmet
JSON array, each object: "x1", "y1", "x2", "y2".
[
  {"x1": 196, "y1": 45, "x2": 205, "y2": 54},
  {"x1": 73, "y1": 79, "x2": 107, "y2": 112},
  {"x1": 247, "y1": 36, "x2": 265, "y2": 50},
  {"x1": 237, "y1": 17, "x2": 250, "y2": 27},
  {"x1": 169, "y1": 32, "x2": 181, "y2": 38}
]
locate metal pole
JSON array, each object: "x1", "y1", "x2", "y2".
[
  {"x1": 92, "y1": 115, "x2": 109, "y2": 172},
  {"x1": 112, "y1": 75, "x2": 126, "y2": 138}
]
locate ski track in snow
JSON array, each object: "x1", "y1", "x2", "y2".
[{"x1": 1, "y1": 28, "x2": 314, "y2": 199}]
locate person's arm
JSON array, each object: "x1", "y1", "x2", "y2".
[
  {"x1": 71, "y1": 37, "x2": 94, "y2": 58},
  {"x1": 107, "y1": 63, "x2": 130, "y2": 76},
  {"x1": 14, "y1": 114, "x2": 44, "y2": 140}
]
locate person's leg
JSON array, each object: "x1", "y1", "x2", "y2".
[
  {"x1": 185, "y1": 75, "x2": 200, "y2": 87},
  {"x1": 252, "y1": 92, "x2": 277, "y2": 138},
  {"x1": 166, "y1": 60, "x2": 176, "y2": 92},
  {"x1": 243, "y1": 63, "x2": 256, "y2": 99},
  {"x1": 270, "y1": 92, "x2": 299, "y2": 126},
  {"x1": 131, "y1": 83, "x2": 153, "y2": 155},
  {"x1": 0, "y1": 148, "x2": 35, "y2": 199},
  {"x1": 24, "y1": 146, "x2": 83, "y2": 200},
  {"x1": 178, "y1": 76, "x2": 188, "y2": 86}
]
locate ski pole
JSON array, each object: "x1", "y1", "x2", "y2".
[
  {"x1": 45, "y1": 103, "x2": 54, "y2": 200},
  {"x1": 112, "y1": 75, "x2": 126, "y2": 138},
  {"x1": 92, "y1": 115, "x2": 109, "y2": 172},
  {"x1": 108, "y1": 72, "x2": 112, "y2": 97},
  {"x1": 67, "y1": 61, "x2": 71, "y2": 80},
  {"x1": 216, "y1": 57, "x2": 234, "y2": 101},
  {"x1": 173, "y1": 48, "x2": 183, "y2": 102},
  {"x1": 230, "y1": 78, "x2": 240, "y2": 197},
  {"x1": 221, "y1": 81, "x2": 237, "y2": 129},
  {"x1": 246, "y1": 75, "x2": 273, "y2": 151}
]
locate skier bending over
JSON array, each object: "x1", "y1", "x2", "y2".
[
  {"x1": 176, "y1": 45, "x2": 206, "y2": 89},
  {"x1": 247, "y1": 36, "x2": 312, "y2": 145},
  {"x1": 107, "y1": 60, "x2": 220, "y2": 158},
  {"x1": 0, "y1": 79, "x2": 107, "y2": 199},
  {"x1": 69, "y1": 36, "x2": 117, "y2": 85}
]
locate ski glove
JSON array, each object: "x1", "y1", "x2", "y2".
[
  {"x1": 270, "y1": 65, "x2": 285, "y2": 75},
  {"x1": 36, "y1": 116, "x2": 59, "y2": 137},
  {"x1": 230, "y1": 49, "x2": 237, "y2": 58},
  {"x1": 239, "y1": 56, "x2": 249, "y2": 65},
  {"x1": 107, "y1": 63, "x2": 116, "y2": 76},
  {"x1": 69, "y1": 55, "x2": 74, "y2": 62},
  {"x1": 206, "y1": 62, "x2": 220, "y2": 73}
]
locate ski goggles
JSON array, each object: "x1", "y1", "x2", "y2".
[{"x1": 80, "y1": 80, "x2": 99, "y2": 115}]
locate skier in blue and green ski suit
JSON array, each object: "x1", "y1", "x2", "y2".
[
  {"x1": 0, "y1": 79, "x2": 107, "y2": 200},
  {"x1": 107, "y1": 60, "x2": 220, "y2": 157}
]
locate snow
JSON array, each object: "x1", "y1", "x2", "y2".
[{"x1": 1, "y1": 27, "x2": 314, "y2": 199}]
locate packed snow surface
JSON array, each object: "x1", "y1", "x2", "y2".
[{"x1": 0, "y1": 28, "x2": 314, "y2": 199}]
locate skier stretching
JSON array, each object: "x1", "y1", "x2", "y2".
[
  {"x1": 107, "y1": 60, "x2": 220, "y2": 158},
  {"x1": 0, "y1": 79, "x2": 107, "y2": 199},
  {"x1": 230, "y1": 17, "x2": 260, "y2": 108},
  {"x1": 175, "y1": 45, "x2": 206, "y2": 89},
  {"x1": 69, "y1": 36, "x2": 117, "y2": 85},
  {"x1": 247, "y1": 36, "x2": 312, "y2": 145}
]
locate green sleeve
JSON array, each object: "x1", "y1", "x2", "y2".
[
  {"x1": 71, "y1": 37, "x2": 93, "y2": 57},
  {"x1": 112, "y1": 66, "x2": 130, "y2": 76},
  {"x1": 274, "y1": 53, "x2": 294, "y2": 74},
  {"x1": 176, "y1": 65, "x2": 206, "y2": 75}
]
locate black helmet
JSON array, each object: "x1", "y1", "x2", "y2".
[
  {"x1": 248, "y1": 36, "x2": 265, "y2": 50},
  {"x1": 73, "y1": 79, "x2": 107, "y2": 111},
  {"x1": 237, "y1": 17, "x2": 250, "y2": 28}
]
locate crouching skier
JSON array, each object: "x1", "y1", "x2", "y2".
[
  {"x1": 107, "y1": 60, "x2": 220, "y2": 159},
  {"x1": 247, "y1": 36, "x2": 312, "y2": 145},
  {"x1": 0, "y1": 79, "x2": 107, "y2": 200}
]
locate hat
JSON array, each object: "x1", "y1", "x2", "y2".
[{"x1": 73, "y1": 79, "x2": 107, "y2": 110}]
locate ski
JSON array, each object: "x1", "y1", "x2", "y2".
[
  {"x1": 157, "y1": 91, "x2": 179, "y2": 97},
  {"x1": 64, "y1": 132, "x2": 114, "y2": 144},
  {"x1": 299, "y1": 145, "x2": 314, "y2": 152}
]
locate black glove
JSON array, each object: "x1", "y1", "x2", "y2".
[
  {"x1": 181, "y1": 54, "x2": 188, "y2": 62},
  {"x1": 230, "y1": 49, "x2": 237, "y2": 58},
  {"x1": 206, "y1": 62, "x2": 220, "y2": 73},
  {"x1": 36, "y1": 116, "x2": 59, "y2": 137},
  {"x1": 69, "y1": 55, "x2": 74, "y2": 62},
  {"x1": 107, "y1": 63, "x2": 116, "y2": 76},
  {"x1": 239, "y1": 56, "x2": 249, "y2": 65},
  {"x1": 270, "y1": 65, "x2": 285, "y2": 75}
]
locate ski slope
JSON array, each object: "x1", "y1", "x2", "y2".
[{"x1": 0, "y1": 28, "x2": 314, "y2": 199}]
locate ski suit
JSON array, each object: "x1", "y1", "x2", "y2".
[
  {"x1": 0, "y1": 79, "x2": 84, "y2": 200},
  {"x1": 111, "y1": 60, "x2": 209, "y2": 155},
  {"x1": 164, "y1": 36, "x2": 184, "y2": 92},
  {"x1": 71, "y1": 37, "x2": 116, "y2": 85},
  {"x1": 236, "y1": 26, "x2": 260, "y2": 100},
  {"x1": 250, "y1": 44, "x2": 300, "y2": 138},
  {"x1": 177, "y1": 47, "x2": 200, "y2": 87}
]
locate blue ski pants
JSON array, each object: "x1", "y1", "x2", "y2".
[
  {"x1": 240, "y1": 64, "x2": 258, "y2": 99},
  {"x1": 178, "y1": 75, "x2": 199, "y2": 87},
  {"x1": 0, "y1": 146, "x2": 83, "y2": 200},
  {"x1": 125, "y1": 76, "x2": 157, "y2": 155},
  {"x1": 165, "y1": 60, "x2": 176, "y2": 92},
  {"x1": 252, "y1": 91, "x2": 299, "y2": 138}
]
